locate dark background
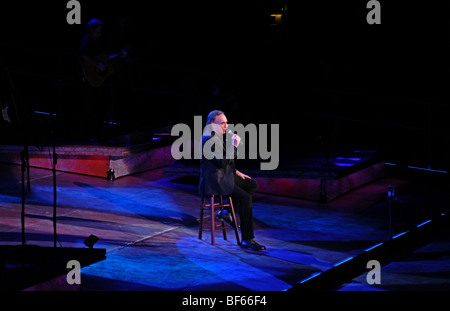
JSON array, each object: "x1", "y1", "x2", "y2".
[{"x1": 1, "y1": 0, "x2": 448, "y2": 171}]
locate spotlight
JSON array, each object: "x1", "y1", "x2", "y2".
[{"x1": 84, "y1": 234, "x2": 99, "y2": 248}]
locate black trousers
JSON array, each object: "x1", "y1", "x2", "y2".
[{"x1": 230, "y1": 174, "x2": 258, "y2": 241}]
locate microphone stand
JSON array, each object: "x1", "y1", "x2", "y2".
[
  {"x1": 52, "y1": 142, "x2": 58, "y2": 248},
  {"x1": 20, "y1": 145, "x2": 29, "y2": 247}
]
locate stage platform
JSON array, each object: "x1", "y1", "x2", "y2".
[
  {"x1": 0, "y1": 245, "x2": 106, "y2": 291},
  {"x1": 1, "y1": 133, "x2": 384, "y2": 202},
  {"x1": 0, "y1": 136, "x2": 175, "y2": 180},
  {"x1": 1, "y1": 162, "x2": 449, "y2": 292},
  {"x1": 164, "y1": 148, "x2": 386, "y2": 202}
]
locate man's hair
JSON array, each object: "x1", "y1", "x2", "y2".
[{"x1": 206, "y1": 110, "x2": 224, "y2": 125}]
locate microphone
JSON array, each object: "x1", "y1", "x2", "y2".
[{"x1": 227, "y1": 129, "x2": 243, "y2": 146}]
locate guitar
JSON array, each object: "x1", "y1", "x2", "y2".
[{"x1": 82, "y1": 50, "x2": 126, "y2": 88}]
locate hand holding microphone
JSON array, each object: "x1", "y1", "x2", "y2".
[{"x1": 227, "y1": 129, "x2": 243, "y2": 147}]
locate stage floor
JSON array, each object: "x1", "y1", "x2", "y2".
[{"x1": 0, "y1": 162, "x2": 449, "y2": 291}]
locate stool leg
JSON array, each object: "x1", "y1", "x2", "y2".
[
  {"x1": 198, "y1": 196, "x2": 205, "y2": 240},
  {"x1": 228, "y1": 196, "x2": 241, "y2": 245},
  {"x1": 210, "y1": 195, "x2": 215, "y2": 245},
  {"x1": 219, "y1": 195, "x2": 228, "y2": 240}
]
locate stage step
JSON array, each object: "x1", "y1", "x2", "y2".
[
  {"x1": 0, "y1": 245, "x2": 106, "y2": 291},
  {"x1": 164, "y1": 149, "x2": 386, "y2": 202},
  {"x1": 0, "y1": 138, "x2": 175, "y2": 179}
]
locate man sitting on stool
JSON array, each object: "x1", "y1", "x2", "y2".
[{"x1": 199, "y1": 110, "x2": 266, "y2": 251}]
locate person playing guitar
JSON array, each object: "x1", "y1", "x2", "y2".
[
  {"x1": 79, "y1": 19, "x2": 126, "y2": 88},
  {"x1": 78, "y1": 19, "x2": 127, "y2": 140}
]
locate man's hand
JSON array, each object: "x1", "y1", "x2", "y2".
[
  {"x1": 232, "y1": 133, "x2": 241, "y2": 147},
  {"x1": 236, "y1": 170, "x2": 251, "y2": 180},
  {"x1": 96, "y1": 62, "x2": 106, "y2": 72}
]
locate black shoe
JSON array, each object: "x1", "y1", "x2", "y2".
[
  {"x1": 241, "y1": 239, "x2": 266, "y2": 251},
  {"x1": 217, "y1": 210, "x2": 235, "y2": 227}
]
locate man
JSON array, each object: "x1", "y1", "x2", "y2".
[
  {"x1": 199, "y1": 110, "x2": 266, "y2": 251},
  {"x1": 79, "y1": 18, "x2": 126, "y2": 85},
  {"x1": 78, "y1": 19, "x2": 107, "y2": 140},
  {"x1": 79, "y1": 19, "x2": 106, "y2": 74}
]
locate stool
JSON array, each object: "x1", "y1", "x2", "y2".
[{"x1": 199, "y1": 195, "x2": 241, "y2": 246}]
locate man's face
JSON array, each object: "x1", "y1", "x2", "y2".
[
  {"x1": 212, "y1": 113, "x2": 228, "y2": 135},
  {"x1": 92, "y1": 25, "x2": 103, "y2": 40}
]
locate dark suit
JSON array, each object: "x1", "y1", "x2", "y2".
[
  {"x1": 199, "y1": 131, "x2": 258, "y2": 240},
  {"x1": 199, "y1": 132, "x2": 236, "y2": 196}
]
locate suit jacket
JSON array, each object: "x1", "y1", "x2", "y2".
[{"x1": 198, "y1": 130, "x2": 237, "y2": 196}]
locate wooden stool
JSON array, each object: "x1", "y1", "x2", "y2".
[{"x1": 199, "y1": 195, "x2": 241, "y2": 246}]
